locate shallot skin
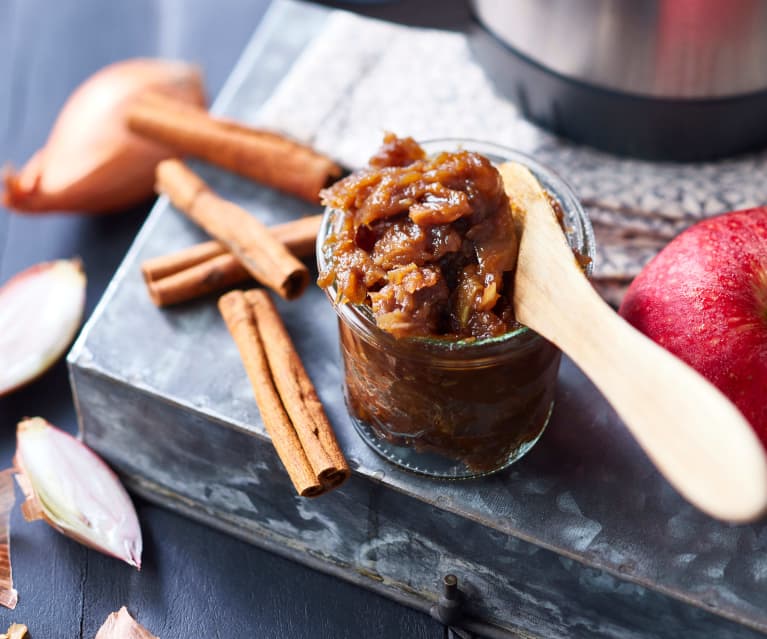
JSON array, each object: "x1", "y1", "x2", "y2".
[{"x1": 3, "y1": 58, "x2": 206, "y2": 214}]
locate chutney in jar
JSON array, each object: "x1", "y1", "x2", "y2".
[{"x1": 317, "y1": 136, "x2": 594, "y2": 477}]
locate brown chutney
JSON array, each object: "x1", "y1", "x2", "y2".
[
  {"x1": 319, "y1": 134, "x2": 520, "y2": 339},
  {"x1": 317, "y1": 136, "x2": 594, "y2": 477}
]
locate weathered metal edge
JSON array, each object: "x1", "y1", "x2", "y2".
[
  {"x1": 72, "y1": 357, "x2": 767, "y2": 637},
  {"x1": 122, "y1": 473, "x2": 531, "y2": 639},
  {"x1": 72, "y1": 355, "x2": 766, "y2": 639}
]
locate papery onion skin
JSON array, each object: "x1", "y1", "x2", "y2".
[
  {"x1": 3, "y1": 58, "x2": 206, "y2": 214},
  {"x1": 0, "y1": 259, "x2": 86, "y2": 397},
  {"x1": 15, "y1": 418, "x2": 143, "y2": 569},
  {"x1": 0, "y1": 623, "x2": 27, "y2": 639},
  {"x1": 0, "y1": 470, "x2": 18, "y2": 611},
  {"x1": 96, "y1": 607, "x2": 158, "y2": 639}
]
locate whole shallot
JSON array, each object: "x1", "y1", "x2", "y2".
[{"x1": 3, "y1": 58, "x2": 206, "y2": 214}]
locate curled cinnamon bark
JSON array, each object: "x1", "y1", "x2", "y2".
[
  {"x1": 141, "y1": 215, "x2": 322, "y2": 307},
  {"x1": 245, "y1": 290, "x2": 350, "y2": 489},
  {"x1": 220, "y1": 290, "x2": 349, "y2": 497},
  {"x1": 219, "y1": 291, "x2": 322, "y2": 497},
  {"x1": 142, "y1": 240, "x2": 226, "y2": 282},
  {"x1": 146, "y1": 253, "x2": 247, "y2": 307},
  {"x1": 156, "y1": 160, "x2": 309, "y2": 300},
  {"x1": 128, "y1": 92, "x2": 341, "y2": 203}
]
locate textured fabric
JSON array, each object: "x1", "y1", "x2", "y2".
[{"x1": 256, "y1": 11, "x2": 767, "y2": 304}]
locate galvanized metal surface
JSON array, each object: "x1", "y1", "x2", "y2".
[
  {"x1": 69, "y1": 1, "x2": 767, "y2": 637},
  {"x1": 70, "y1": 365, "x2": 763, "y2": 639}
]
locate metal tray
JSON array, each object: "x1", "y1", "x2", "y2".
[{"x1": 68, "y1": 2, "x2": 767, "y2": 637}]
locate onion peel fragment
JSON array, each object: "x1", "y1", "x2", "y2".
[
  {"x1": 13, "y1": 473, "x2": 42, "y2": 524},
  {"x1": 14, "y1": 418, "x2": 142, "y2": 569},
  {"x1": 0, "y1": 624, "x2": 27, "y2": 639},
  {"x1": 3, "y1": 58, "x2": 206, "y2": 214},
  {"x1": 95, "y1": 607, "x2": 158, "y2": 639},
  {"x1": 0, "y1": 470, "x2": 17, "y2": 610},
  {"x1": 0, "y1": 258, "x2": 86, "y2": 397}
]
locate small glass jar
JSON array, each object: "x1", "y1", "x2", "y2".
[{"x1": 317, "y1": 140, "x2": 595, "y2": 479}]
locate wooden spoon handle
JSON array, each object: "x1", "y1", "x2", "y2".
[
  {"x1": 503, "y1": 161, "x2": 767, "y2": 523},
  {"x1": 520, "y1": 213, "x2": 767, "y2": 522}
]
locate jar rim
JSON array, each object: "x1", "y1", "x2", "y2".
[{"x1": 316, "y1": 139, "x2": 596, "y2": 354}]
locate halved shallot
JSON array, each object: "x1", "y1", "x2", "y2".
[
  {"x1": 14, "y1": 418, "x2": 142, "y2": 569},
  {"x1": 0, "y1": 259, "x2": 86, "y2": 396}
]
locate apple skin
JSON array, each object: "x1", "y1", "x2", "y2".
[{"x1": 619, "y1": 206, "x2": 767, "y2": 447}]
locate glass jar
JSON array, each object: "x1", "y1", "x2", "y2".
[{"x1": 317, "y1": 140, "x2": 595, "y2": 479}]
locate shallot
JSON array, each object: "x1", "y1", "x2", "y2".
[
  {"x1": 0, "y1": 259, "x2": 86, "y2": 396},
  {"x1": 3, "y1": 58, "x2": 206, "y2": 214},
  {"x1": 14, "y1": 418, "x2": 142, "y2": 569}
]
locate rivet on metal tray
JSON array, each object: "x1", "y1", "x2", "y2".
[{"x1": 431, "y1": 573, "x2": 463, "y2": 626}]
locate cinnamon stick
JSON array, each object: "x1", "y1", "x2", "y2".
[
  {"x1": 245, "y1": 289, "x2": 350, "y2": 489},
  {"x1": 219, "y1": 291, "x2": 321, "y2": 497},
  {"x1": 146, "y1": 253, "x2": 248, "y2": 307},
  {"x1": 128, "y1": 92, "x2": 342, "y2": 203},
  {"x1": 218, "y1": 291, "x2": 349, "y2": 497},
  {"x1": 142, "y1": 240, "x2": 226, "y2": 282},
  {"x1": 156, "y1": 159, "x2": 309, "y2": 300},
  {"x1": 141, "y1": 215, "x2": 322, "y2": 308}
]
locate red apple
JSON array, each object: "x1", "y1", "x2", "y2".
[{"x1": 619, "y1": 206, "x2": 767, "y2": 447}]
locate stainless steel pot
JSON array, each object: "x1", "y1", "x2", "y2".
[
  {"x1": 471, "y1": 0, "x2": 767, "y2": 99},
  {"x1": 468, "y1": 0, "x2": 767, "y2": 160}
]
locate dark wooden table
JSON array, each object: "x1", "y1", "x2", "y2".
[{"x1": 0, "y1": 1, "x2": 446, "y2": 636}]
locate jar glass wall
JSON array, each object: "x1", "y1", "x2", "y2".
[{"x1": 317, "y1": 140, "x2": 595, "y2": 479}]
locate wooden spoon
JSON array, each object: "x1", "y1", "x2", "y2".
[{"x1": 499, "y1": 161, "x2": 767, "y2": 523}]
